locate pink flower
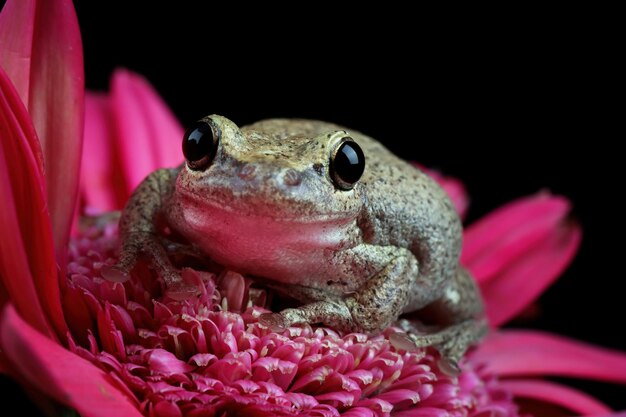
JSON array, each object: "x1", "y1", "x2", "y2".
[
  {"x1": 0, "y1": 1, "x2": 625, "y2": 416},
  {"x1": 80, "y1": 70, "x2": 182, "y2": 213},
  {"x1": 63, "y1": 224, "x2": 519, "y2": 416}
]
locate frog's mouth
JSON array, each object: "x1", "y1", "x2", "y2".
[
  {"x1": 186, "y1": 190, "x2": 355, "y2": 224},
  {"x1": 177, "y1": 182, "x2": 360, "y2": 225}
]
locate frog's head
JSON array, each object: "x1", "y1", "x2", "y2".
[{"x1": 176, "y1": 115, "x2": 366, "y2": 223}]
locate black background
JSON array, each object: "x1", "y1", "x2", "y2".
[{"x1": 2, "y1": 2, "x2": 623, "y2": 413}]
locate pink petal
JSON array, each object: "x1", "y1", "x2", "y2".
[
  {"x1": 205, "y1": 354, "x2": 252, "y2": 383},
  {"x1": 109, "y1": 303, "x2": 137, "y2": 341},
  {"x1": 478, "y1": 219, "x2": 581, "y2": 326},
  {"x1": 291, "y1": 366, "x2": 332, "y2": 392},
  {"x1": 393, "y1": 408, "x2": 449, "y2": 417},
  {"x1": 462, "y1": 193, "x2": 570, "y2": 277},
  {"x1": 151, "y1": 401, "x2": 182, "y2": 417},
  {"x1": 374, "y1": 388, "x2": 421, "y2": 405},
  {"x1": 473, "y1": 330, "x2": 626, "y2": 384},
  {"x1": 146, "y1": 349, "x2": 195, "y2": 374},
  {"x1": 0, "y1": 0, "x2": 35, "y2": 107},
  {"x1": 96, "y1": 308, "x2": 126, "y2": 359},
  {"x1": 219, "y1": 270, "x2": 249, "y2": 313},
  {"x1": 110, "y1": 69, "x2": 183, "y2": 198},
  {"x1": 188, "y1": 353, "x2": 217, "y2": 367},
  {"x1": 27, "y1": 0, "x2": 84, "y2": 263},
  {"x1": 251, "y1": 357, "x2": 298, "y2": 390},
  {"x1": 314, "y1": 390, "x2": 357, "y2": 407},
  {"x1": 270, "y1": 340, "x2": 306, "y2": 363},
  {"x1": 0, "y1": 67, "x2": 63, "y2": 337},
  {"x1": 62, "y1": 285, "x2": 94, "y2": 346},
  {"x1": 464, "y1": 195, "x2": 572, "y2": 283},
  {"x1": 354, "y1": 398, "x2": 393, "y2": 414},
  {"x1": 499, "y1": 379, "x2": 611, "y2": 416},
  {"x1": 0, "y1": 304, "x2": 143, "y2": 417},
  {"x1": 340, "y1": 407, "x2": 376, "y2": 417},
  {"x1": 80, "y1": 93, "x2": 123, "y2": 211},
  {"x1": 282, "y1": 392, "x2": 320, "y2": 410}
]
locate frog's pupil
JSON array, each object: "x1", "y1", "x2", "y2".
[
  {"x1": 182, "y1": 121, "x2": 215, "y2": 168},
  {"x1": 333, "y1": 140, "x2": 365, "y2": 187}
]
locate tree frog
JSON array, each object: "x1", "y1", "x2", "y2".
[{"x1": 108, "y1": 115, "x2": 486, "y2": 372}]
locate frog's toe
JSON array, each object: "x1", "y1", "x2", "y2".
[
  {"x1": 258, "y1": 312, "x2": 288, "y2": 332},
  {"x1": 389, "y1": 332, "x2": 421, "y2": 352},
  {"x1": 165, "y1": 280, "x2": 201, "y2": 301},
  {"x1": 101, "y1": 265, "x2": 132, "y2": 283},
  {"x1": 389, "y1": 331, "x2": 462, "y2": 376},
  {"x1": 437, "y1": 356, "x2": 461, "y2": 377},
  {"x1": 102, "y1": 240, "x2": 143, "y2": 282}
]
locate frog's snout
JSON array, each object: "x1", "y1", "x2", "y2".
[{"x1": 236, "y1": 163, "x2": 302, "y2": 188}]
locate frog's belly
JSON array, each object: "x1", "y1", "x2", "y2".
[{"x1": 169, "y1": 200, "x2": 359, "y2": 284}]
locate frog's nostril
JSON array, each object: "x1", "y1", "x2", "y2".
[
  {"x1": 283, "y1": 169, "x2": 302, "y2": 186},
  {"x1": 238, "y1": 164, "x2": 256, "y2": 180}
]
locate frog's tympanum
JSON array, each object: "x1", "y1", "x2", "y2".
[{"x1": 109, "y1": 115, "x2": 486, "y2": 372}]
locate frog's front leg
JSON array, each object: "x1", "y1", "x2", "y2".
[
  {"x1": 103, "y1": 168, "x2": 197, "y2": 298},
  {"x1": 260, "y1": 245, "x2": 417, "y2": 333}
]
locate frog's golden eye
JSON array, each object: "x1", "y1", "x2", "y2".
[
  {"x1": 182, "y1": 120, "x2": 220, "y2": 171},
  {"x1": 330, "y1": 137, "x2": 365, "y2": 190}
]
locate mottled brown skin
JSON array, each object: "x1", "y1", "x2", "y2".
[{"x1": 110, "y1": 115, "x2": 486, "y2": 371}]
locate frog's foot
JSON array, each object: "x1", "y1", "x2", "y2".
[
  {"x1": 256, "y1": 282, "x2": 348, "y2": 331},
  {"x1": 260, "y1": 249, "x2": 418, "y2": 334},
  {"x1": 261, "y1": 281, "x2": 344, "y2": 304},
  {"x1": 102, "y1": 232, "x2": 184, "y2": 289},
  {"x1": 259, "y1": 300, "x2": 354, "y2": 332},
  {"x1": 258, "y1": 312, "x2": 288, "y2": 332},
  {"x1": 161, "y1": 239, "x2": 207, "y2": 261},
  {"x1": 390, "y1": 318, "x2": 488, "y2": 376},
  {"x1": 164, "y1": 269, "x2": 203, "y2": 301}
]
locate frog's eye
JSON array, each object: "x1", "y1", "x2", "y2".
[
  {"x1": 330, "y1": 137, "x2": 365, "y2": 190},
  {"x1": 182, "y1": 120, "x2": 220, "y2": 171}
]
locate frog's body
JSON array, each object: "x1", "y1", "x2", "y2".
[{"x1": 110, "y1": 116, "x2": 486, "y2": 372}]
